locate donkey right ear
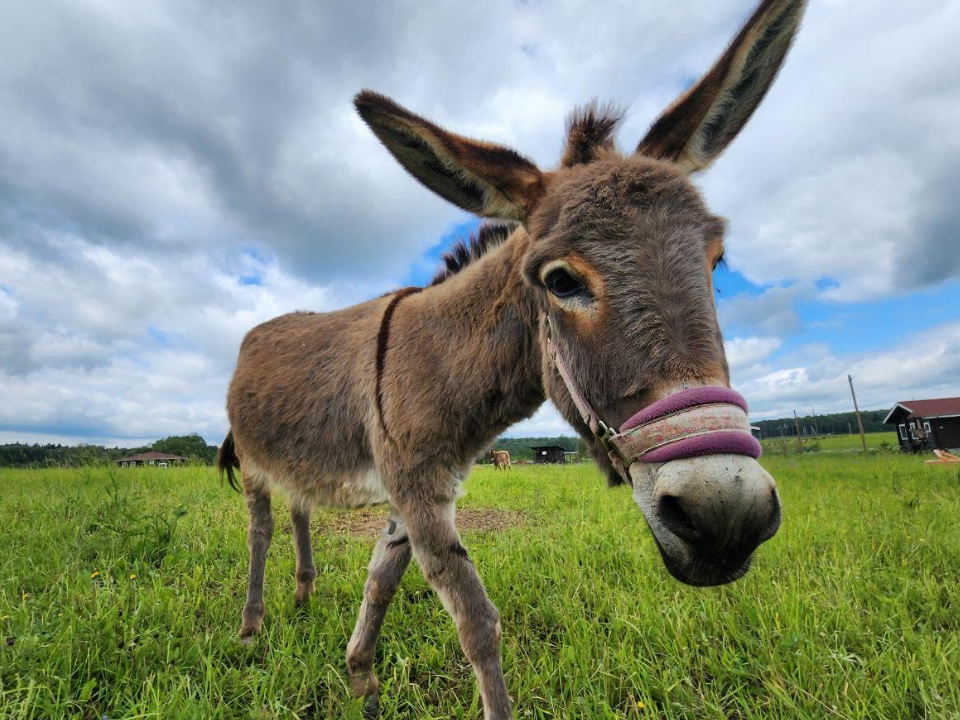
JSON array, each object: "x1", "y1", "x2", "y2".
[{"x1": 355, "y1": 91, "x2": 546, "y2": 222}]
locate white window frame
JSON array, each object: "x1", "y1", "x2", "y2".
[
  {"x1": 899, "y1": 424, "x2": 907, "y2": 440},
  {"x1": 923, "y1": 421, "x2": 932, "y2": 435}
]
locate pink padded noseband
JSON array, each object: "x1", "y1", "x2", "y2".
[{"x1": 613, "y1": 386, "x2": 761, "y2": 464}]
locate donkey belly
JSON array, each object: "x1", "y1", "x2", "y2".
[
  {"x1": 227, "y1": 305, "x2": 389, "y2": 510},
  {"x1": 236, "y1": 443, "x2": 389, "y2": 508},
  {"x1": 273, "y1": 466, "x2": 390, "y2": 509}
]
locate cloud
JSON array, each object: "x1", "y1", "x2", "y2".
[
  {"x1": 725, "y1": 336, "x2": 783, "y2": 375},
  {"x1": 504, "y1": 403, "x2": 575, "y2": 438},
  {"x1": 0, "y1": 237, "x2": 379, "y2": 442},
  {"x1": 0, "y1": 0, "x2": 758, "y2": 286},
  {"x1": 702, "y1": 0, "x2": 960, "y2": 302},
  {"x1": 737, "y1": 321, "x2": 960, "y2": 418},
  {"x1": 1, "y1": 0, "x2": 958, "y2": 446},
  {"x1": 719, "y1": 284, "x2": 813, "y2": 336}
]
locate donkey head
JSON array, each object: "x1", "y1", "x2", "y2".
[{"x1": 356, "y1": 0, "x2": 806, "y2": 586}]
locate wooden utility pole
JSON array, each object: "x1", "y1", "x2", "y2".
[
  {"x1": 793, "y1": 410, "x2": 802, "y2": 449},
  {"x1": 848, "y1": 374, "x2": 867, "y2": 452}
]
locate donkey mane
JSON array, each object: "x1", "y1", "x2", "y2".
[{"x1": 429, "y1": 223, "x2": 517, "y2": 286}]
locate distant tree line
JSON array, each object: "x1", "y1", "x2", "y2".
[
  {"x1": 753, "y1": 409, "x2": 890, "y2": 438},
  {"x1": 0, "y1": 433, "x2": 219, "y2": 468}
]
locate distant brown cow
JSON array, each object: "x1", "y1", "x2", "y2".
[{"x1": 487, "y1": 449, "x2": 511, "y2": 470}]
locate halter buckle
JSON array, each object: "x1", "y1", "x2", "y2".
[{"x1": 597, "y1": 420, "x2": 629, "y2": 465}]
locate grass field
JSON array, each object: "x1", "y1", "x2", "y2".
[
  {"x1": 761, "y1": 431, "x2": 898, "y2": 453},
  {"x1": 2, "y1": 456, "x2": 959, "y2": 719}
]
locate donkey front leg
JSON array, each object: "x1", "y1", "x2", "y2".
[
  {"x1": 240, "y1": 476, "x2": 274, "y2": 644},
  {"x1": 400, "y1": 499, "x2": 511, "y2": 720},
  {"x1": 346, "y1": 510, "x2": 412, "y2": 711},
  {"x1": 290, "y1": 504, "x2": 316, "y2": 606}
]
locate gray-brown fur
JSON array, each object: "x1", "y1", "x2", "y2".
[{"x1": 220, "y1": 2, "x2": 806, "y2": 716}]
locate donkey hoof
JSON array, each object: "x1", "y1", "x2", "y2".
[
  {"x1": 295, "y1": 584, "x2": 315, "y2": 607},
  {"x1": 362, "y1": 693, "x2": 380, "y2": 719},
  {"x1": 239, "y1": 620, "x2": 262, "y2": 645}
]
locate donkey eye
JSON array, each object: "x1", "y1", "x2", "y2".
[{"x1": 545, "y1": 268, "x2": 585, "y2": 299}]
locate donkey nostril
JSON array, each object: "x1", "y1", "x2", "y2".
[
  {"x1": 657, "y1": 495, "x2": 700, "y2": 543},
  {"x1": 760, "y1": 490, "x2": 782, "y2": 542}
]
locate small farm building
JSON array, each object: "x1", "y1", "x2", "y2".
[
  {"x1": 883, "y1": 397, "x2": 960, "y2": 452},
  {"x1": 116, "y1": 451, "x2": 188, "y2": 468},
  {"x1": 531, "y1": 445, "x2": 569, "y2": 464}
]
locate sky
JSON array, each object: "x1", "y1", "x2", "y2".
[{"x1": 1, "y1": 0, "x2": 959, "y2": 447}]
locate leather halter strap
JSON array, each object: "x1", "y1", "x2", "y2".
[
  {"x1": 544, "y1": 320, "x2": 628, "y2": 479},
  {"x1": 375, "y1": 286, "x2": 423, "y2": 438},
  {"x1": 545, "y1": 333, "x2": 614, "y2": 442}
]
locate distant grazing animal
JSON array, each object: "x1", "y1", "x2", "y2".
[
  {"x1": 488, "y1": 449, "x2": 512, "y2": 470},
  {"x1": 217, "y1": 1, "x2": 806, "y2": 716}
]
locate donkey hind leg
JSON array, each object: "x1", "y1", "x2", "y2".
[
  {"x1": 240, "y1": 474, "x2": 274, "y2": 644},
  {"x1": 290, "y1": 504, "x2": 316, "y2": 606},
  {"x1": 346, "y1": 509, "x2": 412, "y2": 711},
  {"x1": 399, "y1": 498, "x2": 511, "y2": 720}
]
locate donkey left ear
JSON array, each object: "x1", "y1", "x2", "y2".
[
  {"x1": 637, "y1": 0, "x2": 807, "y2": 173},
  {"x1": 355, "y1": 91, "x2": 546, "y2": 222}
]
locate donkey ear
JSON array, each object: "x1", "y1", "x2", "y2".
[
  {"x1": 355, "y1": 91, "x2": 546, "y2": 222},
  {"x1": 636, "y1": 0, "x2": 807, "y2": 173}
]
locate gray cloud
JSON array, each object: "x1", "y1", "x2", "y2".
[
  {"x1": 702, "y1": 0, "x2": 960, "y2": 301},
  {"x1": 1, "y1": 0, "x2": 959, "y2": 444},
  {"x1": 718, "y1": 283, "x2": 812, "y2": 336}
]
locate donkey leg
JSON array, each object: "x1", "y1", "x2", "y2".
[
  {"x1": 240, "y1": 476, "x2": 274, "y2": 644},
  {"x1": 400, "y1": 499, "x2": 511, "y2": 720},
  {"x1": 346, "y1": 509, "x2": 412, "y2": 709},
  {"x1": 290, "y1": 504, "x2": 316, "y2": 606}
]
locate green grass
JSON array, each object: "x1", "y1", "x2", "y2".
[
  {"x1": 1, "y1": 457, "x2": 959, "y2": 719},
  {"x1": 762, "y1": 431, "x2": 898, "y2": 453}
]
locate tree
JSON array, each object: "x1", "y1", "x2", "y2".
[{"x1": 152, "y1": 434, "x2": 217, "y2": 463}]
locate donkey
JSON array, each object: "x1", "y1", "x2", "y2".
[
  {"x1": 488, "y1": 449, "x2": 512, "y2": 470},
  {"x1": 217, "y1": 0, "x2": 807, "y2": 716}
]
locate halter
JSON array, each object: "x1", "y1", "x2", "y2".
[{"x1": 545, "y1": 322, "x2": 760, "y2": 482}]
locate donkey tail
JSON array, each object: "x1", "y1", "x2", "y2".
[{"x1": 217, "y1": 430, "x2": 242, "y2": 493}]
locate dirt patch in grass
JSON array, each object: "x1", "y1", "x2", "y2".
[{"x1": 311, "y1": 507, "x2": 526, "y2": 537}]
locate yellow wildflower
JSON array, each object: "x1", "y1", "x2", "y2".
[
  {"x1": 637, "y1": 701, "x2": 645, "y2": 709},
  {"x1": 129, "y1": 574, "x2": 137, "y2": 580},
  {"x1": 90, "y1": 571, "x2": 101, "y2": 579}
]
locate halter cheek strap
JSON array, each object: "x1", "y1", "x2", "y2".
[{"x1": 545, "y1": 323, "x2": 761, "y2": 481}]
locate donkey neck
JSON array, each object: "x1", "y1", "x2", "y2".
[
  {"x1": 393, "y1": 227, "x2": 545, "y2": 463},
  {"x1": 423, "y1": 227, "x2": 543, "y2": 395}
]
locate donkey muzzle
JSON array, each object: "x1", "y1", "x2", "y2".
[{"x1": 616, "y1": 387, "x2": 780, "y2": 586}]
